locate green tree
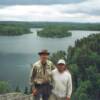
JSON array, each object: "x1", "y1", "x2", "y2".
[
  {"x1": 67, "y1": 34, "x2": 100, "y2": 100},
  {"x1": 15, "y1": 85, "x2": 21, "y2": 92},
  {"x1": 50, "y1": 51, "x2": 67, "y2": 64},
  {"x1": 0, "y1": 81, "x2": 10, "y2": 94},
  {"x1": 24, "y1": 86, "x2": 28, "y2": 94},
  {"x1": 37, "y1": 25, "x2": 72, "y2": 38}
]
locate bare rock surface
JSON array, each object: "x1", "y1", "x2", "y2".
[{"x1": 0, "y1": 93, "x2": 33, "y2": 100}]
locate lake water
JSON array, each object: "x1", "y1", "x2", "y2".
[{"x1": 0, "y1": 28, "x2": 100, "y2": 90}]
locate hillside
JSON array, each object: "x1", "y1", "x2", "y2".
[{"x1": 50, "y1": 33, "x2": 100, "y2": 100}]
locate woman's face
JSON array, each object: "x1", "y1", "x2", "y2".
[{"x1": 57, "y1": 63, "x2": 66, "y2": 73}]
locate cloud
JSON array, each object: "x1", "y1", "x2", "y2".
[
  {"x1": 54, "y1": 0, "x2": 100, "y2": 16},
  {"x1": 0, "y1": 0, "x2": 100, "y2": 22},
  {"x1": 0, "y1": 0, "x2": 85, "y2": 5}
]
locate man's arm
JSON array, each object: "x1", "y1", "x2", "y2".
[
  {"x1": 66, "y1": 73, "x2": 72, "y2": 100},
  {"x1": 29, "y1": 64, "x2": 37, "y2": 87},
  {"x1": 29, "y1": 64, "x2": 38, "y2": 95}
]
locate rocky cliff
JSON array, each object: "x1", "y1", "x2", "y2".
[{"x1": 0, "y1": 93, "x2": 33, "y2": 100}]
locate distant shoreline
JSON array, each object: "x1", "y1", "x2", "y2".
[{"x1": 0, "y1": 22, "x2": 100, "y2": 37}]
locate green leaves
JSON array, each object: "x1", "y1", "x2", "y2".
[
  {"x1": 37, "y1": 25, "x2": 72, "y2": 38},
  {"x1": 67, "y1": 34, "x2": 100, "y2": 100},
  {"x1": 0, "y1": 23, "x2": 31, "y2": 36},
  {"x1": 0, "y1": 81, "x2": 10, "y2": 94},
  {"x1": 50, "y1": 51, "x2": 67, "y2": 64}
]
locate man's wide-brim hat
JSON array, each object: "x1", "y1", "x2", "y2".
[{"x1": 38, "y1": 49, "x2": 50, "y2": 55}]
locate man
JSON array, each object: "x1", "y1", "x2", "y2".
[
  {"x1": 49, "y1": 59, "x2": 72, "y2": 100},
  {"x1": 30, "y1": 50, "x2": 55, "y2": 100}
]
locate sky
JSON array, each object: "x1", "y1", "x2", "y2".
[{"x1": 0, "y1": 0, "x2": 100, "y2": 22}]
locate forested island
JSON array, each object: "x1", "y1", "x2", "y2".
[
  {"x1": 0, "y1": 23, "x2": 31, "y2": 36},
  {"x1": 37, "y1": 26, "x2": 72, "y2": 38}
]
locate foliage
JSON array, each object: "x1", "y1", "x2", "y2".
[
  {"x1": 15, "y1": 85, "x2": 21, "y2": 92},
  {"x1": 1, "y1": 21, "x2": 100, "y2": 36},
  {"x1": 1, "y1": 21, "x2": 100, "y2": 30},
  {"x1": 68, "y1": 34, "x2": 100, "y2": 100},
  {"x1": 0, "y1": 81, "x2": 10, "y2": 94},
  {"x1": 24, "y1": 86, "x2": 28, "y2": 94},
  {"x1": 37, "y1": 26, "x2": 72, "y2": 38},
  {"x1": 50, "y1": 34, "x2": 100, "y2": 100},
  {"x1": 50, "y1": 51, "x2": 67, "y2": 64},
  {"x1": 0, "y1": 23, "x2": 31, "y2": 36}
]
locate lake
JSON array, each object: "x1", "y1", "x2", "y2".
[{"x1": 0, "y1": 28, "x2": 100, "y2": 90}]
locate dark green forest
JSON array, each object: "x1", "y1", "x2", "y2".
[
  {"x1": 0, "y1": 81, "x2": 10, "y2": 94},
  {"x1": 0, "y1": 21, "x2": 100, "y2": 36},
  {"x1": 37, "y1": 26, "x2": 72, "y2": 38},
  {"x1": 0, "y1": 23, "x2": 31, "y2": 36},
  {"x1": 1, "y1": 21, "x2": 100, "y2": 30},
  {"x1": 50, "y1": 33, "x2": 100, "y2": 100}
]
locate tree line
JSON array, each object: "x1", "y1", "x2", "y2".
[
  {"x1": 0, "y1": 23, "x2": 31, "y2": 36},
  {"x1": 50, "y1": 33, "x2": 100, "y2": 100},
  {"x1": 1, "y1": 21, "x2": 100, "y2": 30},
  {"x1": 37, "y1": 26, "x2": 72, "y2": 38},
  {"x1": 1, "y1": 22, "x2": 100, "y2": 36}
]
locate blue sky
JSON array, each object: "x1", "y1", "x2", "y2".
[{"x1": 0, "y1": 0, "x2": 100, "y2": 22}]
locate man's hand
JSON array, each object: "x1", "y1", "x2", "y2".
[
  {"x1": 43, "y1": 79, "x2": 49, "y2": 83},
  {"x1": 66, "y1": 96, "x2": 70, "y2": 100},
  {"x1": 32, "y1": 88, "x2": 38, "y2": 96}
]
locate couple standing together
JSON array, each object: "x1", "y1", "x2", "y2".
[{"x1": 30, "y1": 50, "x2": 72, "y2": 100}]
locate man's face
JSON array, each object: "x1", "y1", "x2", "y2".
[
  {"x1": 57, "y1": 63, "x2": 66, "y2": 72},
  {"x1": 40, "y1": 54, "x2": 49, "y2": 63}
]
